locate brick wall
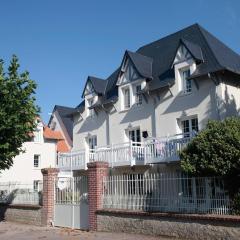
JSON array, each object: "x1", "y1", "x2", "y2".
[
  {"x1": 41, "y1": 168, "x2": 59, "y2": 226},
  {"x1": 87, "y1": 161, "x2": 108, "y2": 231},
  {"x1": 0, "y1": 204, "x2": 42, "y2": 225}
]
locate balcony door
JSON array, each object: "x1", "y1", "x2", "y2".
[
  {"x1": 128, "y1": 128, "x2": 141, "y2": 145},
  {"x1": 88, "y1": 136, "x2": 97, "y2": 150},
  {"x1": 181, "y1": 117, "x2": 198, "y2": 137}
]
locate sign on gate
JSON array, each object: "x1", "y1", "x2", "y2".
[{"x1": 54, "y1": 176, "x2": 89, "y2": 230}]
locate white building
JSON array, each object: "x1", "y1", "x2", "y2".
[
  {"x1": 57, "y1": 24, "x2": 240, "y2": 175},
  {"x1": 0, "y1": 120, "x2": 67, "y2": 188}
]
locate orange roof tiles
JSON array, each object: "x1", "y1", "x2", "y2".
[{"x1": 43, "y1": 126, "x2": 70, "y2": 153}]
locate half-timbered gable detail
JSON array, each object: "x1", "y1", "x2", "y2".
[{"x1": 172, "y1": 39, "x2": 203, "y2": 67}]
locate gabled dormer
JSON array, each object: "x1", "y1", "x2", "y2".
[
  {"x1": 117, "y1": 50, "x2": 153, "y2": 86},
  {"x1": 117, "y1": 51, "x2": 153, "y2": 111},
  {"x1": 82, "y1": 76, "x2": 107, "y2": 117},
  {"x1": 172, "y1": 39, "x2": 203, "y2": 67},
  {"x1": 172, "y1": 39, "x2": 203, "y2": 95}
]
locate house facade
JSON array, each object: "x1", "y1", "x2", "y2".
[
  {"x1": 57, "y1": 24, "x2": 240, "y2": 175},
  {"x1": 0, "y1": 119, "x2": 67, "y2": 188}
]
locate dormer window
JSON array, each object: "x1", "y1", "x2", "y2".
[
  {"x1": 123, "y1": 87, "x2": 131, "y2": 109},
  {"x1": 88, "y1": 98, "x2": 95, "y2": 118},
  {"x1": 136, "y1": 85, "x2": 142, "y2": 105},
  {"x1": 181, "y1": 68, "x2": 192, "y2": 94}
]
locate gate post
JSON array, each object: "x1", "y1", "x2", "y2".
[
  {"x1": 41, "y1": 168, "x2": 59, "y2": 226},
  {"x1": 87, "y1": 161, "x2": 109, "y2": 231}
]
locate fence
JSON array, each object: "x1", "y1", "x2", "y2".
[
  {"x1": 55, "y1": 176, "x2": 88, "y2": 204},
  {"x1": 0, "y1": 182, "x2": 43, "y2": 205},
  {"x1": 102, "y1": 173, "x2": 231, "y2": 215}
]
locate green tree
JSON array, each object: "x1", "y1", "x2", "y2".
[
  {"x1": 0, "y1": 55, "x2": 39, "y2": 170},
  {"x1": 180, "y1": 117, "x2": 240, "y2": 196}
]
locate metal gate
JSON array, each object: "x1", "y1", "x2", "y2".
[{"x1": 54, "y1": 176, "x2": 89, "y2": 230}]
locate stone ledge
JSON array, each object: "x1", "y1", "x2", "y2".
[
  {"x1": 96, "y1": 209, "x2": 240, "y2": 223},
  {"x1": 0, "y1": 203, "x2": 42, "y2": 210}
]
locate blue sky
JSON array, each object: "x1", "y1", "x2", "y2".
[{"x1": 0, "y1": 0, "x2": 240, "y2": 123}]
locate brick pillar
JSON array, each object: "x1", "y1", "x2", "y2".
[
  {"x1": 41, "y1": 168, "x2": 59, "y2": 226},
  {"x1": 87, "y1": 161, "x2": 109, "y2": 231}
]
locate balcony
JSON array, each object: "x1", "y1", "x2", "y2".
[{"x1": 57, "y1": 133, "x2": 194, "y2": 171}]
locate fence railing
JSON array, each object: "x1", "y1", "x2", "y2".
[
  {"x1": 0, "y1": 182, "x2": 43, "y2": 205},
  {"x1": 102, "y1": 173, "x2": 231, "y2": 215},
  {"x1": 55, "y1": 176, "x2": 88, "y2": 204},
  {"x1": 57, "y1": 132, "x2": 194, "y2": 170}
]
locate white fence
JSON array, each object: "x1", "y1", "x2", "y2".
[
  {"x1": 55, "y1": 176, "x2": 88, "y2": 204},
  {"x1": 57, "y1": 133, "x2": 194, "y2": 170},
  {"x1": 102, "y1": 173, "x2": 231, "y2": 215},
  {"x1": 0, "y1": 182, "x2": 43, "y2": 205}
]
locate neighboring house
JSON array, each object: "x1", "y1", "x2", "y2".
[
  {"x1": 0, "y1": 119, "x2": 67, "y2": 187},
  {"x1": 57, "y1": 23, "x2": 240, "y2": 176},
  {"x1": 48, "y1": 105, "x2": 74, "y2": 151}
]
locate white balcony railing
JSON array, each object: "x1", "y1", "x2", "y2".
[{"x1": 57, "y1": 133, "x2": 195, "y2": 170}]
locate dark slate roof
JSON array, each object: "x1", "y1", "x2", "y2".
[
  {"x1": 49, "y1": 105, "x2": 74, "y2": 141},
  {"x1": 75, "y1": 23, "x2": 240, "y2": 108},
  {"x1": 180, "y1": 38, "x2": 203, "y2": 62},
  {"x1": 126, "y1": 51, "x2": 153, "y2": 79},
  {"x1": 81, "y1": 76, "x2": 107, "y2": 98}
]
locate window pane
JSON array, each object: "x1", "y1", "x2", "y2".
[
  {"x1": 182, "y1": 69, "x2": 192, "y2": 93},
  {"x1": 191, "y1": 118, "x2": 199, "y2": 132},
  {"x1": 136, "y1": 85, "x2": 142, "y2": 105},
  {"x1": 124, "y1": 88, "x2": 130, "y2": 109},
  {"x1": 34, "y1": 155, "x2": 39, "y2": 168}
]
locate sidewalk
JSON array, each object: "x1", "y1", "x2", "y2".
[{"x1": 0, "y1": 221, "x2": 177, "y2": 240}]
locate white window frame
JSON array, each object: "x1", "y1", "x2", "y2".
[
  {"x1": 180, "y1": 68, "x2": 192, "y2": 94},
  {"x1": 123, "y1": 86, "x2": 131, "y2": 110},
  {"x1": 135, "y1": 85, "x2": 143, "y2": 106},
  {"x1": 33, "y1": 154, "x2": 40, "y2": 168},
  {"x1": 181, "y1": 116, "x2": 199, "y2": 137},
  {"x1": 88, "y1": 135, "x2": 97, "y2": 150},
  {"x1": 127, "y1": 128, "x2": 141, "y2": 143},
  {"x1": 88, "y1": 98, "x2": 95, "y2": 118}
]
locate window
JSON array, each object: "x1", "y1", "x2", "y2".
[
  {"x1": 88, "y1": 136, "x2": 97, "y2": 150},
  {"x1": 88, "y1": 98, "x2": 95, "y2": 118},
  {"x1": 128, "y1": 128, "x2": 141, "y2": 143},
  {"x1": 181, "y1": 69, "x2": 192, "y2": 93},
  {"x1": 123, "y1": 87, "x2": 130, "y2": 109},
  {"x1": 181, "y1": 117, "x2": 198, "y2": 137},
  {"x1": 34, "y1": 154, "x2": 40, "y2": 168},
  {"x1": 136, "y1": 85, "x2": 142, "y2": 105},
  {"x1": 33, "y1": 180, "x2": 40, "y2": 191}
]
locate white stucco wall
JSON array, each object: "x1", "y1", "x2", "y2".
[
  {"x1": 219, "y1": 81, "x2": 240, "y2": 118},
  {"x1": 0, "y1": 141, "x2": 56, "y2": 184}
]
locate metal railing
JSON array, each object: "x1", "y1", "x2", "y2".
[
  {"x1": 102, "y1": 173, "x2": 231, "y2": 215},
  {"x1": 57, "y1": 133, "x2": 194, "y2": 170},
  {"x1": 0, "y1": 182, "x2": 43, "y2": 205},
  {"x1": 55, "y1": 176, "x2": 88, "y2": 204}
]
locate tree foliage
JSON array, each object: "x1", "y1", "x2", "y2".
[
  {"x1": 0, "y1": 55, "x2": 39, "y2": 170},
  {"x1": 180, "y1": 117, "x2": 240, "y2": 196}
]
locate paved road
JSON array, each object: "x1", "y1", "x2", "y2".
[{"x1": 0, "y1": 221, "x2": 176, "y2": 240}]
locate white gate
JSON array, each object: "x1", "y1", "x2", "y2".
[{"x1": 54, "y1": 176, "x2": 89, "y2": 230}]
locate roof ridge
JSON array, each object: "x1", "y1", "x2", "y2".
[{"x1": 137, "y1": 23, "x2": 200, "y2": 52}]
